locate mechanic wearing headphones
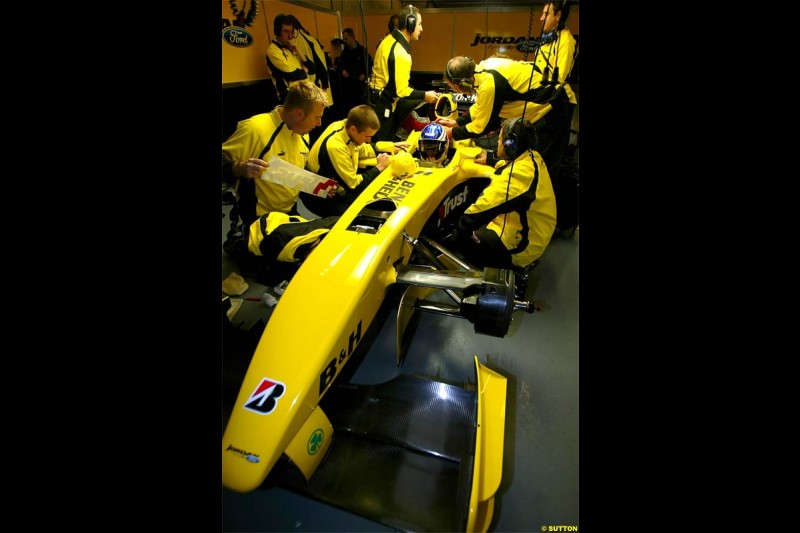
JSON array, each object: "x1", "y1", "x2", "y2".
[
  {"x1": 368, "y1": 4, "x2": 438, "y2": 143},
  {"x1": 300, "y1": 105, "x2": 410, "y2": 217},
  {"x1": 436, "y1": 2, "x2": 576, "y2": 183},
  {"x1": 448, "y1": 118, "x2": 556, "y2": 271}
]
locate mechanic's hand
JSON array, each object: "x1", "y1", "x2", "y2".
[
  {"x1": 435, "y1": 117, "x2": 457, "y2": 128},
  {"x1": 424, "y1": 90, "x2": 439, "y2": 104},
  {"x1": 236, "y1": 158, "x2": 269, "y2": 179},
  {"x1": 376, "y1": 152, "x2": 391, "y2": 171},
  {"x1": 471, "y1": 232, "x2": 481, "y2": 244},
  {"x1": 474, "y1": 150, "x2": 488, "y2": 165},
  {"x1": 327, "y1": 184, "x2": 339, "y2": 198}
]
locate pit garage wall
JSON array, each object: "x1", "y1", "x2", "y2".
[
  {"x1": 339, "y1": 7, "x2": 579, "y2": 73},
  {"x1": 222, "y1": 0, "x2": 340, "y2": 85},
  {"x1": 221, "y1": 1, "x2": 578, "y2": 140},
  {"x1": 222, "y1": 1, "x2": 579, "y2": 84}
]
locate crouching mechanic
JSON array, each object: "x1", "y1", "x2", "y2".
[
  {"x1": 448, "y1": 117, "x2": 556, "y2": 270},
  {"x1": 222, "y1": 80, "x2": 331, "y2": 227},
  {"x1": 225, "y1": 211, "x2": 340, "y2": 284},
  {"x1": 300, "y1": 105, "x2": 409, "y2": 217}
]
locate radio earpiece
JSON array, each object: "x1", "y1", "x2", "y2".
[{"x1": 445, "y1": 57, "x2": 475, "y2": 92}]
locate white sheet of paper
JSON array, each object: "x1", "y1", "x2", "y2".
[{"x1": 261, "y1": 157, "x2": 337, "y2": 198}]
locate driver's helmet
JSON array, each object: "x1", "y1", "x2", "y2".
[{"x1": 418, "y1": 123, "x2": 449, "y2": 165}]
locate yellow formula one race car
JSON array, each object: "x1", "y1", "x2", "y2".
[{"x1": 222, "y1": 133, "x2": 536, "y2": 532}]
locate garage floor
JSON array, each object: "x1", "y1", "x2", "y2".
[{"x1": 221, "y1": 196, "x2": 579, "y2": 532}]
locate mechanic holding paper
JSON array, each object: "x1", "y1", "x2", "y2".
[{"x1": 222, "y1": 80, "x2": 333, "y2": 226}]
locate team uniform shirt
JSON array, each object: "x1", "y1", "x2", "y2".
[
  {"x1": 266, "y1": 40, "x2": 315, "y2": 101},
  {"x1": 305, "y1": 120, "x2": 397, "y2": 214},
  {"x1": 247, "y1": 212, "x2": 338, "y2": 262},
  {"x1": 457, "y1": 149, "x2": 556, "y2": 267},
  {"x1": 222, "y1": 107, "x2": 311, "y2": 217},
  {"x1": 534, "y1": 28, "x2": 578, "y2": 105},
  {"x1": 294, "y1": 29, "x2": 333, "y2": 106},
  {"x1": 452, "y1": 36, "x2": 575, "y2": 142},
  {"x1": 453, "y1": 60, "x2": 551, "y2": 141},
  {"x1": 370, "y1": 29, "x2": 426, "y2": 110}
]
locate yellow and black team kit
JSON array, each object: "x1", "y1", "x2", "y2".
[
  {"x1": 453, "y1": 149, "x2": 556, "y2": 269},
  {"x1": 452, "y1": 60, "x2": 552, "y2": 141},
  {"x1": 300, "y1": 119, "x2": 396, "y2": 217},
  {"x1": 527, "y1": 27, "x2": 578, "y2": 182},
  {"x1": 294, "y1": 29, "x2": 333, "y2": 106},
  {"x1": 246, "y1": 212, "x2": 339, "y2": 264},
  {"x1": 369, "y1": 29, "x2": 426, "y2": 142},
  {"x1": 222, "y1": 107, "x2": 311, "y2": 225},
  {"x1": 266, "y1": 40, "x2": 316, "y2": 102},
  {"x1": 534, "y1": 28, "x2": 577, "y2": 107},
  {"x1": 453, "y1": 28, "x2": 577, "y2": 143}
]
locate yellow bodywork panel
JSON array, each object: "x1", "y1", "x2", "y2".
[
  {"x1": 467, "y1": 356, "x2": 508, "y2": 532},
  {"x1": 283, "y1": 406, "x2": 334, "y2": 481},
  {"x1": 223, "y1": 137, "x2": 495, "y2": 494}
]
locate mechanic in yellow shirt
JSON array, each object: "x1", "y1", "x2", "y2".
[
  {"x1": 300, "y1": 105, "x2": 409, "y2": 217},
  {"x1": 222, "y1": 80, "x2": 330, "y2": 226},
  {"x1": 286, "y1": 14, "x2": 333, "y2": 107},
  {"x1": 449, "y1": 118, "x2": 556, "y2": 270},
  {"x1": 266, "y1": 14, "x2": 317, "y2": 103},
  {"x1": 437, "y1": 2, "x2": 577, "y2": 182},
  {"x1": 368, "y1": 5, "x2": 438, "y2": 143}
]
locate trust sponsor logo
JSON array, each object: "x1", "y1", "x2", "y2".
[{"x1": 438, "y1": 185, "x2": 470, "y2": 224}]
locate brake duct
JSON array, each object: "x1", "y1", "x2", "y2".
[{"x1": 395, "y1": 233, "x2": 536, "y2": 365}]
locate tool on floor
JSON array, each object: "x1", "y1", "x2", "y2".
[
  {"x1": 262, "y1": 293, "x2": 278, "y2": 307},
  {"x1": 274, "y1": 280, "x2": 289, "y2": 295}
]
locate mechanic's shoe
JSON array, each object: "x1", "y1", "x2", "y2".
[
  {"x1": 511, "y1": 261, "x2": 538, "y2": 299},
  {"x1": 554, "y1": 226, "x2": 577, "y2": 240},
  {"x1": 223, "y1": 228, "x2": 248, "y2": 259}
]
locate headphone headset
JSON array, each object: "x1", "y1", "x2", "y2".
[
  {"x1": 445, "y1": 57, "x2": 475, "y2": 92},
  {"x1": 540, "y1": 29, "x2": 559, "y2": 45},
  {"x1": 502, "y1": 118, "x2": 537, "y2": 159},
  {"x1": 404, "y1": 5, "x2": 417, "y2": 33}
]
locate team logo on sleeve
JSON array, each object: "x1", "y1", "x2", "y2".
[{"x1": 243, "y1": 378, "x2": 286, "y2": 414}]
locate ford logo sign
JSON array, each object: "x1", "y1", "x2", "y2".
[
  {"x1": 223, "y1": 27, "x2": 254, "y2": 48},
  {"x1": 245, "y1": 454, "x2": 260, "y2": 463},
  {"x1": 515, "y1": 40, "x2": 539, "y2": 54}
]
